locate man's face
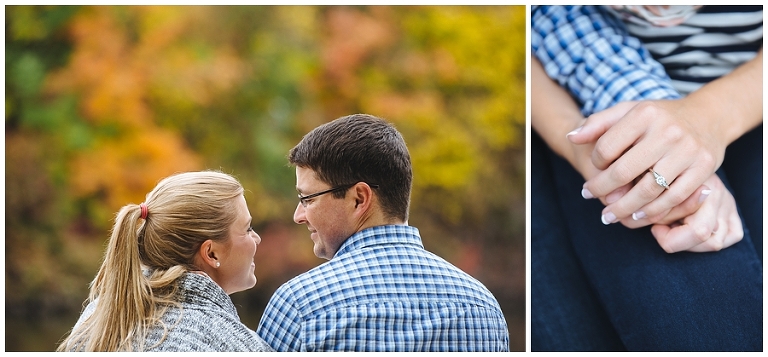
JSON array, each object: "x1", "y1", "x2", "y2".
[{"x1": 293, "y1": 166, "x2": 356, "y2": 260}]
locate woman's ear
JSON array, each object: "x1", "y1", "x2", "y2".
[{"x1": 196, "y1": 240, "x2": 220, "y2": 269}]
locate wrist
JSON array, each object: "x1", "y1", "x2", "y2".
[
  {"x1": 559, "y1": 118, "x2": 589, "y2": 168},
  {"x1": 563, "y1": 121, "x2": 598, "y2": 180},
  {"x1": 677, "y1": 96, "x2": 730, "y2": 165},
  {"x1": 532, "y1": 114, "x2": 585, "y2": 164}
]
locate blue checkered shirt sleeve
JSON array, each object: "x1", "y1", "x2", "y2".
[
  {"x1": 531, "y1": 5, "x2": 681, "y2": 116},
  {"x1": 255, "y1": 283, "x2": 305, "y2": 351}
]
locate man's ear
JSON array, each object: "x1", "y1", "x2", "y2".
[{"x1": 352, "y1": 182, "x2": 374, "y2": 210}]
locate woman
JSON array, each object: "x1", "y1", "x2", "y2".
[
  {"x1": 57, "y1": 171, "x2": 273, "y2": 351},
  {"x1": 530, "y1": 5, "x2": 762, "y2": 351}
]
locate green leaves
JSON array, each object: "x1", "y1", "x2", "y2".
[{"x1": 6, "y1": 6, "x2": 526, "y2": 351}]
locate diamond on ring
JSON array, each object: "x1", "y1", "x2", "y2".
[{"x1": 649, "y1": 169, "x2": 670, "y2": 190}]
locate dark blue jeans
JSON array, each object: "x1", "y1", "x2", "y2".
[{"x1": 531, "y1": 125, "x2": 763, "y2": 351}]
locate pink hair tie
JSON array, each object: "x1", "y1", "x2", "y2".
[{"x1": 140, "y1": 203, "x2": 149, "y2": 220}]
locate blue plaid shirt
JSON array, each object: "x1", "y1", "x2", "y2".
[
  {"x1": 531, "y1": 5, "x2": 681, "y2": 116},
  {"x1": 256, "y1": 225, "x2": 509, "y2": 351}
]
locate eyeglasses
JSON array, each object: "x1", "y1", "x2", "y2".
[{"x1": 297, "y1": 183, "x2": 379, "y2": 207}]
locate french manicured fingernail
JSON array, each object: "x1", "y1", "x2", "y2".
[
  {"x1": 581, "y1": 188, "x2": 594, "y2": 199},
  {"x1": 632, "y1": 211, "x2": 646, "y2": 220},
  {"x1": 699, "y1": 189, "x2": 711, "y2": 203},
  {"x1": 601, "y1": 212, "x2": 616, "y2": 225},
  {"x1": 566, "y1": 126, "x2": 583, "y2": 138}
]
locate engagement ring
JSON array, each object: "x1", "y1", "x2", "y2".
[{"x1": 649, "y1": 169, "x2": 670, "y2": 190}]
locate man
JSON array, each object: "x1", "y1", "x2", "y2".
[{"x1": 256, "y1": 114, "x2": 509, "y2": 351}]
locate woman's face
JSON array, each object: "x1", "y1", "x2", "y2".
[{"x1": 215, "y1": 195, "x2": 261, "y2": 294}]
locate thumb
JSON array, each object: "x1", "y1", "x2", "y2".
[{"x1": 567, "y1": 101, "x2": 639, "y2": 145}]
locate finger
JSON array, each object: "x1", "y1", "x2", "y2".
[
  {"x1": 650, "y1": 223, "x2": 672, "y2": 244},
  {"x1": 630, "y1": 165, "x2": 711, "y2": 221},
  {"x1": 598, "y1": 148, "x2": 697, "y2": 224},
  {"x1": 599, "y1": 168, "x2": 671, "y2": 224},
  {"x1": 652, "y1": 222, "x2": 714, "y2": 253},
  {"x1": 593, "y1": 183, "x2": 631, "y2": 207},
  {"x1": 590, "y1": 104, "x2": 655, "y2": 170},
  {"x1": 648, "y1": 185, "x2": 710, "y2": 225},
  {"x1": 584, "y1": 135, "x2": 675, "y2": 199},
  {"x1": 689, "y1": 193, "x2": 743, "y2": 252},
  {"x1": 619, "y1": 207, "x2": 670, "y2": 229},
  {"x1": 584, "y1": 121, "x2": 688, "y2": 199},
  {"x1": 606, "y1": 184, "x2": 632, "y2": 204},
  {"x1": 651, "y1": 200, "x2": 718, "y2": 253},
  {"x1": 686, "y1": 221, "x2": 726, "y2": 253},
  {"x1": 591, "y1": 101, "x2": 695, "y2": 172},
  {"x1": 721, "y1": 202, "x2": 744, "y2": 248},
  {"x1": 567, "y1": 101, "x2": 639, "y2": 145}
]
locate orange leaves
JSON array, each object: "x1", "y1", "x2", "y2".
[
  {"x1": 46, "y1": 7, "x2": 149, "y2": 125},
  {"x1": 69, "y1": 129, "x2": 201, "y2": 210},
  {"x1": 41, "y1": 6, "x2": 208, "y2": 212},
  {"x1": 362, "y1": 91, "x2": 444, "y2": 123},
  {"x1": 40, "y1": 6, "x2": 270, "y2": 214},
  {"x1": 322, "y1": 7, "x2": 395, "y2": 89}
]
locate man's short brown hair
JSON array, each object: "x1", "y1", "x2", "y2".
[{"x1": 289, "y1": 114, "x2": 412, "y2": 222}]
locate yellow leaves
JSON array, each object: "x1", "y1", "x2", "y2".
[
  {"x1": 411, "y1": 127, "x2": 477, "y2": 190},
  {"x1": 431, "y1": 49, "x2": 460, "y2": 83},
  {"x1": 151, "y1": 45, "x2": 248, "y2": 107},
  {"x1": 134, "y1": 6, "x2": 190, "y2": 54},
  {"x1": 7, "y1": 6, "x2": 50, "y2": 40},
  {"x1": 273, "y1": 6, "x2": 319, "y2": 39},
  {"x1": 364, "y1": 92, "x2": 476, "y2": 190},
  {"x1": 325, "y1": 6, "x2": 527, "y2": 227}
]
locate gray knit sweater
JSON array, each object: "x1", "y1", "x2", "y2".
[{"x1": 71, "y1": 272, "x2": 273, "y2": 351}]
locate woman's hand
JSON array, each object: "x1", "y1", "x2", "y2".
[
  {"x1": 565, "y1": 107, "x2": 742, "y2": 253},
  {"x1": 568, "y1": 99, "x2": 726, "y2": 225},
  {"x1": 568, "y1": 49, "x2": 762, "y2": 226},
  {"x1": 566, "y1": 117, "x2": 710, "y2": 231},
  {"x1": 650, "y1": 173, "x2": 743, "y2": 253}
]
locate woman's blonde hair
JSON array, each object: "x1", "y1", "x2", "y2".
[{"x1": 57, "y1": 170, "x2": 244, "y2": 351}]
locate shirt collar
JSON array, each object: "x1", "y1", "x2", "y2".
[{"x1": 333, "y1": 225, "x2": 424, "y2": 259}]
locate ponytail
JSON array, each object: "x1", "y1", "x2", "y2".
[{"x1": 59, "y1": 204, "x2": 151, "y2": 351}]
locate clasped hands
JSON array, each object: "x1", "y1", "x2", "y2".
[{"x1": 566, "y1": 100, "x2": 743, "y2": 253}]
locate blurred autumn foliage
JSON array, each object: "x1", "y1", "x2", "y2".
[{"x1": 5, "y1": 5, "x2": 526, "y2": 351}]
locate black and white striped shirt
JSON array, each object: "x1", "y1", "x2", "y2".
[{"x1": 610, "y1": 5, "x2": 763, "y2": 95}]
